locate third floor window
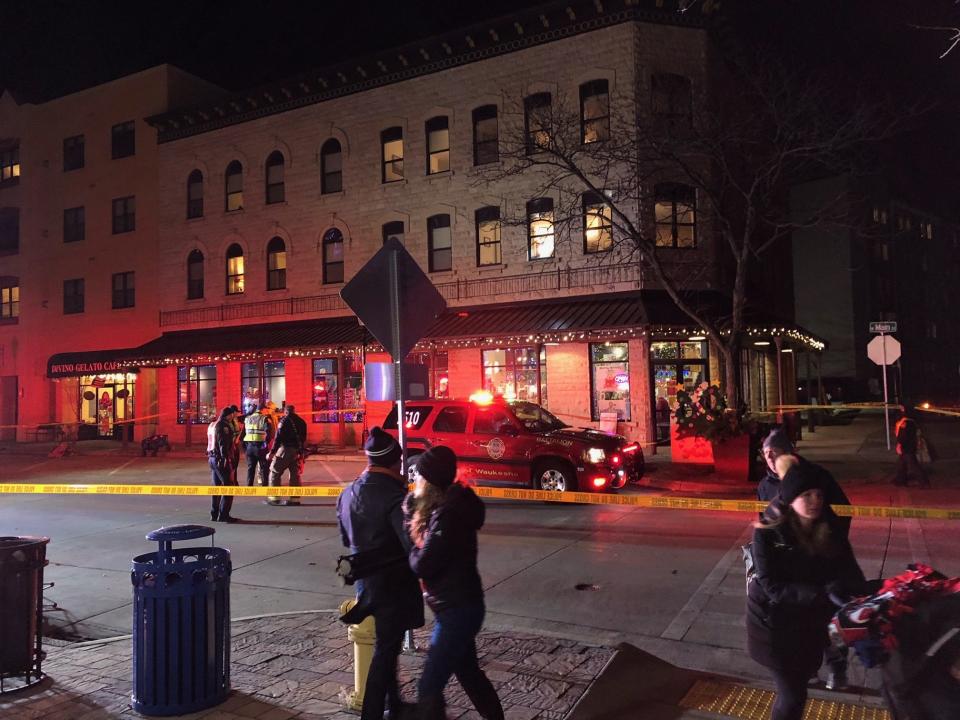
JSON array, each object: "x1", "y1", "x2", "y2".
[
  {"x1": 111, "y1": 121, "x2": 135, "y2": 159},
  {"x1": 112, "y1": 271, "x2": 135, "y2": 309},
  {"x1": 64, "y1": 206, "x2": 85, "y2": 243},
  {"x1": 524, "y1": 93, "x2": 552, "y2": 154},
  {"x1": 112, "y1": 196, "x2": 136, "y2": 234},
  {"x1": 265, "y1": 151, "x2": 285, "y2": 204},
  {"x1": 0, "y1": 146, "x2": 19, "y2": 184},
  {"x1": 63, "y1": 135, "x2": 85, "y2": 171},
  {"x1": 472, "y1": 105, "x2": 498, "y2": 165},
  {"x1": 0, "y1": 208, "x2": 18, "y2": 254},
  {"x1": 580, "y1": 80, "x2": 610, "y2": 144},
  {"x1": 381, "y1": 127, "x2": 404, "y2": 183},
  {"x1": 321, "y1": 139, "x2": 343, "y2": 194},
  {"x1": 63, "y1": 278, "x2": 84, "y2": 315},
  {"x1": 187, "y1": 170, "x2": 204, "y2": 218},
  {"x1": 425, "y1": 117, "x2": 450, "y2": 175},
  {"x1": 225, "y1": 161, "x2": 244, "y2": 211}
]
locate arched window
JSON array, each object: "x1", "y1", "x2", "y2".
[
  {"x1": 187, "y1": 170, "x2": 203, "y2": 218},
  {"x1": 266, "y1": 237, "x2": 286, "y2": 290},
  {"x1": 427, "y1": 214, "x2": 452, "y2": 272},
  {"x1": 226, "y1": 243, "x2": 244, "y2": 294},
  {"x1": 382, "y1": 220, "x2": 404, "y2": 245},
  {"x1": 265, "y1": 151, "x2": 285, "y2": 204},
  {"x1": 580, "y1": 79, "x2": 610, "y2": 144},
  {"x1": 225, "y1": 161, "x2": 243, "y2": 212},
  {"x1": 323, "y1": 229, "x2": 344, "y2": 284},
  {"x1": 187, "y1": 249, "x2": 204, "y2": 299},
  {"x1": 425, "y1": 117, "x2": 449, "y2": 174},
  {"x1": 320, "y1": 139, "x2": 342, "y2": 194}
]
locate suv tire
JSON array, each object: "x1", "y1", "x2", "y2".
[{"x1": 534, "y1": 460, "x2": 578, "y2": 492}]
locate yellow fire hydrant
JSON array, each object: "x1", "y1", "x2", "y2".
[{"x1": 339, "y1": 599, "x2": 376, "y2": 711}]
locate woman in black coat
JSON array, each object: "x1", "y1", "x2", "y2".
[{"x1": 747, "y1": 455, "x2": 867, "y2": 720}]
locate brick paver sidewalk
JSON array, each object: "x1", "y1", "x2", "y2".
[{"x1": 0, "y1": 612, "x2": 613, "y2": 720}]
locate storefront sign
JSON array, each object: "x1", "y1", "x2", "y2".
[{"x1": 47, "y1": 360, "x2": 138, "y2": 378}]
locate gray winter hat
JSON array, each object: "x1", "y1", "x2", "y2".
[{"x1": 762, "y1": 427, "x2": 794, "y2": 454}]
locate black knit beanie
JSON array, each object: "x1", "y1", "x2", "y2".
[
  {"x1": 779, "y1": 463, "x2": 823, "y2": 505},
  {"x1": 416, "y1": 446, "x2": 457, "y2": 489},
  {"x1": 365, "y1": 426, "x2": 401, "y2": 467}
]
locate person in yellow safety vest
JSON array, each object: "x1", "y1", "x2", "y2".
[{"x1": 243, "y1": 404, "x2": 275, "y2": 487}]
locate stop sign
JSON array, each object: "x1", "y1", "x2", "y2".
[{"x1": 867, "y1": 335, "x2": 901, "y2": 366}]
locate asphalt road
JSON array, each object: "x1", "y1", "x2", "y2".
[{"x1": 1, "y1": 450, "x2": 957, "y2": 688}]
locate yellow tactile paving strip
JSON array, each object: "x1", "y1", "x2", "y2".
[{"x1": 679, "y1": 679, "x2": 890, "y2": 720}]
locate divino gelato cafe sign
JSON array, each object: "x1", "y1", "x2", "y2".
[{"x1": 47, "y1": 358, "x2": 138, "y2": 378}]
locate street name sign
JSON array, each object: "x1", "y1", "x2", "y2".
[{"x1": 869, "y1": 321, "x2": 898, "y2": 334}]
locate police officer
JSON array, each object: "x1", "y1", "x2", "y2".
[
  {"x1": 243, "y1": 403, "x2": 275, "y2": 487},
  {"x1": 207, "y1": 407, "x2": 239, "y2": 523},
  {"x1": 337, "y1": 427, "x2": 424, "y2": 720},
  {"x1": 267, "y1": 404, "x2": 307, "y2": 506}
]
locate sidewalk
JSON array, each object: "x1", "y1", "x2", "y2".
[{"x1": 0, "y1": 612, "x2": 613, "y2": 720}]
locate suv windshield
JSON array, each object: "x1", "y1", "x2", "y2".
[{"x1": 508, "y1": 401, "x2": 568, "y2": 432}]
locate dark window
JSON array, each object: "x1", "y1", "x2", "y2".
[
  {"x1": 0, "y1": 208, "x2": 19, "y2": 254},
  {"x1": 177, "y1": 365, "x2": 217, "y2": 424},
  {"x1": 654, "y1": 183, "x2": 696, "y2": 248},
  {"x1": 225, "y1": 160, "x2": 244, "y2": 211},
  {"x1": 0, "y1": 280, "x2": 19, "y2": 319},
  {"x1": 583, "y1": 192, "x2": 613, "y2": 253},
  {"x1": 381, "y1": 127, "x2": 404, "y2": 183},
  {"x1": 320, "y1": 139, "x2": 342, "y2": 193},
  {"x1": 472, "y1": 105, "x2": 498, "y2": 165},
  {"x1": 187, "y1": 249, "x2": 204, "y2": 299},
  {"x1": 111, "y1": 121, "x2": 135, "y2": 159},
  {"x1": 580, "y1": 80, "x2": 610, "y2": 144},
  {"x1": 323, "y1": 228, "x2": 344, "y2": 284},
  {"x1": 526, "y1": 198, "x2": 555, "y2": 260},
  {"x1": 265, "y1": 151, "x2": 285, "y2": 204},
  {"x1": 651, "y1": 73, "x2": 692, "y2": 125},
  {"x1": 112, "y1": 271, "x2": 135, "y2": 309},
  {"x1": 475, "y1": 206, "x2": 501, "y2": 266},
  {"x1": 473, "y1": 407, "x2": 516, "y2": 434},
  {"x1": 433, "y1": 406, "x2": 468, "y2": 433},
  {"x1": 64, "y1": 206, "x2": 85, "y2": 243},
  {"x1": 524, "y1": 92, "x2": 552, "y2": 154},
  {"x1": 0, "y1": 146, "x2": 19, "y2": 184},
  {"x1": 425, "y1": 116, "x2": 450, "y2": 174},
  {"x1": 267, "y1": 236, "x2": 287, "y2": 290},
  {"x1": 112, "y1": 196, "x2": 136, "y2": 234},
  {"x1": 63, "y1": 135, "x2": 85, "y2": 171},
  {"x1": 382, "y1": 220, "x2": 404, "y2": 246},
  {"x1": 63, "y1": 278, "x2": 84, "y2": 314},
  {"x1": 226, "y1": 244, "x2": 244, "y2": 294},
  {"x1": 187, "y1": 170, "x2": 204, "y2": 218},
  {"x1": 428, "y1": 214, "x2": 452, "y2": 272}
]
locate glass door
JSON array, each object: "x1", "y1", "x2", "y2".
[{"x1": 653, "y1": 366, "x2": 677, "y2": 443}]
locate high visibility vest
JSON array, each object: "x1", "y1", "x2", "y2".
[{"x1": 244, "y1": 413, "x2": 268, "y2": 442}]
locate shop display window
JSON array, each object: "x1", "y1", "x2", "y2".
[
  {"x1": 80, "y1": 372, "x2": 137, "y2": 439},
  {"x1": 408, "y1": 351, "x2": 449, "y2": 399},
  {"x1": 590, "y1": 343, "x2": 630, "y2": 421},
  {"x1": 177, "y1": 365, "x2": 216, "y2": 425},
  {"x1": 481, "y1": 346, "x2": 545, "y2": 404},
  {"x1": 312, "y1": 356, "x2": 363, "y2": 423},
  {"x1": 241, "y1": 360, "x2": 285, "y2": 412}
]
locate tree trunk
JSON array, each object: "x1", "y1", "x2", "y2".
[{"x1": 722, "y1": 341, "x2": 740, "y2": 409}]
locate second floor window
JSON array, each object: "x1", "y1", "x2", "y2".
[
  {"x1": 267, "y1": 236, "x2": 287, "y2": 290},
  {"x1": 527, "y1": 198, "x2": 555, "y2": 260},
  {"x1": 225, "y1": 161, "x2": 244, "y2": 211},
  {"x1": 0, "y1": 146, "x2": 19, "y2": 184},
  {"x1": 426, "y1": 117, "x2": 450, "y2": 174},
  {"x1": 472, "y1": 105, "x2": 498, "y2": 165},
  {"x1": 112, "y1": 271, "x2": 135, "y2": 309},
  {"x1": 654, "y1": 183, "x2": 696, "y2": 248},
  {"x1": 0, "y1": 208, "x2": 19, "y2": 254},
  {"x1": 580, "y1": 79, "x2": 610, "y2": 144},
  {"x1": 321, "y1": 139, "x2": 342, "y2": 193},
  {"x1": 187, "y1": 170, "x2": 204, "y2": 218},
  {"x1": 323, "y1": 228, "x2": 344, "y2": 284},
  {"x1": 111, "y1": 121, "x2": 135, "y2": 159},
  {"x1": 382, "y1": 220, "x2": 404, "y2": 245},
  {"x1": 381, "y1": 127, "x2": 404, "y2": 183},
  {"x1": 112, "y1": 196, "x2": 136, "y2": 234},
  {"x1": 187, "y1": 249, "x2": 204, "y2": 299},
  {"x1": 476, "y1": 206, "x2": 501, "y2": 266},
  {"x1": 63, "y1": 135, "x2": 85, "y2": 171},
  {"x1": 63, "y1": 278, "x2": 84, "y2": 314},
  {"x1": 583, "y1": 192, "x2": 613, "y2": 253},
  {"x1": 428, "y1": 214, "x2": 452, "y2": 272},
  {"x1": 265, "y1": 151, "x2": 285, "y2": 204},
  {"x1": 0, "y1": 281, "x2": 19, "y2": 319},
  {"x1": 524, "y1": 93, "x2": 552, "y2": 154},
  {"x1": 64, "y1": 206, "x2": 85, "y2": 243},
  {"x1": 226, "y1": 244, "x2": 244, "y2": 294}
]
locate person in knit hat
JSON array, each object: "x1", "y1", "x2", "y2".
[
  {"x1": 404, "y1": 447, "x2": 504, "y2": 720},
  {"x1": 336, "y1": 426, "x2": 423, "y2": 720},
  {"x1": 746, "y1": 454, "x2": 867, "y2": 720}
]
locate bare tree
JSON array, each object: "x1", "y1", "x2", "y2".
[{"x1": 478, "y1": 58, "x2": 896, "y2": 403}]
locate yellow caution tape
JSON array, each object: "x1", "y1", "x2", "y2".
[{"x1": 1, "y1": 483, "x2": 958, "y2": 520}]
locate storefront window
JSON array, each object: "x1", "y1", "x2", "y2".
[
  {"x1": 408, "y1": 351, "x2": 450, "y2": 399},
  {"x1": 590, "y1": 343, "x2": 630, "y2": 421},
  {"x1": 482, "y1": 346, "x2": 545, "y2": 403},
  {"x1": 651, "y1": 341, "x2": 708, "y2": 443},
  {"x1": 79, "y1": 372, "x2": 137, "y2": 439},
  {"x1": 241, "y1": 360, "x2": 285, "y2": 412},
  {"x1": 177, "y1": 365, "x2": 216, "y2": 424},
  {"x1": 651, "y1": 341, "x2": 679, "y2": 359},
  {"x1": 312, "y1": 357, "x2": 363, "y2": 423}
]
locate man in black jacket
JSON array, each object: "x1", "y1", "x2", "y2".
[
  {"x1": 266, "y1": 404, "x2": 307, "y2": 506},
  {"x1": 337, "y1": 427, "x2": 424, "y2": 720}
]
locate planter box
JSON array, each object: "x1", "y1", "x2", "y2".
[
  {"x1": 670, "y1": 420, "x2": 713, "y2": 464},
  {"x1": 711, "y1": 434, "x2": 752, "y2": 485}
]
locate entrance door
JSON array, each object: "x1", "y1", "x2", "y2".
[
  {"x1": 96, "y1": 386, "x2": 115, "y2": 438},
  {"x1": 0, "y1": 376, "x2": 16, "y2": 441},
  {"x1": 651, "y1": 362, "x2": 709, "y2": 444}
]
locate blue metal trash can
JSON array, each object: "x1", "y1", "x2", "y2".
[{"x1": 131, "y1": 525, "x2": 231, "y2": 716}]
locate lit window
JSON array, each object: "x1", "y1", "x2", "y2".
[
  {"x1": 267, "y1": 237, "x2": 286, "y2": 290},
  {"x1": 312, "y1": 356, "x2": 364, "y2": 423},
  {"x1": 178, "y1": 365, "x2": 217, "y2": 424},
  {"x1": 187, "y1": 170, "x2": 204, "y2": 218},
  {"x1": 590, "y1": 343, "x2": 630, "y2": 421},
  {"x1": 0, "y1": 146, "x2": 20, "y2": 183},
  {"x1": 583, "y1": 192, "x2": 613, "y2": 253},
  {"x1": 63, "y1": 135, "x2": 85, "y2": 171},
  {"x1": 187, "y1": 250, "x2": 204, "y2": 299},
  {"x1": 472, "y1": 105, "x2": 498, "y2": 165},
  {"x1": 63, "y1": 278, "x2": 84, "y2": 314},
  {"x1": 580, "y1": 80, "x2": 610, "y2": 144},
  {"x1": 527, "y1": 198, "x2": 555, "y2": 260},
  {"x1": 475, "y1": 207, "x2": 501, "y2": 266},
  {"x1": 226, "y1": 244, "x2": 244, "y2": 294},
  {"x1": 481, "y1": 347, "x2": 546, "y2": 403},
  {"x1": 0, "y1": 281, "x2": 19, "y2": 319},
  {"x1": 654, "y1": 184, "x2": 696, "y2": 248},
  {"x1": 323, "y1": 228, "x2": 344, "y2": 284},
  {"x1": 112, "y1": 271, "x2": 135, "y2": 309},
  {"x1": 381, "y1": 127, "x2": 404, "y2": 183},
  {"x1": 428, "y1": 214, "x2": 452, "y2": 272},
  {"x1": 225, "y1": 160, "x2": 244, "y2": 211},
  {"x1": 111, "y1": 121, "x2": 135, "y2": 159},
  {"x1": 265, "y1": 151, "x2": 285, "y2": 204},
  {"x1": 382, "y1": 220, "x2": 404, "y2": 245},
  {"x1": 321, "y1": 139, "x2": 342, "y2": 193},
  {"x1": 241, "y1": 360, "x2": 285, "y2": 411},
  {"x1": 524, "y1": 93, "x2": 552, "y2": 154},
  {"x1": 112, "y1": 196, "x2": 136, "y2": 234},
  {"x1": 426, "y1": 117, "x2": 450, "y2": 174}
]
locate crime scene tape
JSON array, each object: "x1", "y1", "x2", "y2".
[{"x1": 1, "y1": 483, "x2": 958, "y2": 520}]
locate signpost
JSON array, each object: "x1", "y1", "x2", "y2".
[
  {"x1": 340, "y1": 238, "x2": 447, "y2": 476},
  {"x1": 867, "y1": 327, "x2": 902, "y2": 451}
]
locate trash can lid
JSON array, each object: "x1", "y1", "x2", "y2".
[{"x1": 146, "y1": 525, "x2": 215, "y2": 543}]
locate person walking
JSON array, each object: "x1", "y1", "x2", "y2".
[
  {"x1": 207, "y1": 407, "x2": 239, "y2": 523},
  {"x1": 747, "y1": 455, "x2": 867, "y2": 720},
  {"x1": 406, "y1": 446, "x2": 504, "y2": 720},
  {"x1": 243, "y1": 403, "x2": 274, "y2": 487},
  {"x1": 266, "y1": 404, "x2": 307, "y2": 506},
  {"x1": 337, "y1": 427, "x2": 424, "y2": 720},
  {"x1": 894, "y1": 407, "x2": 929, "y2": 488}
]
